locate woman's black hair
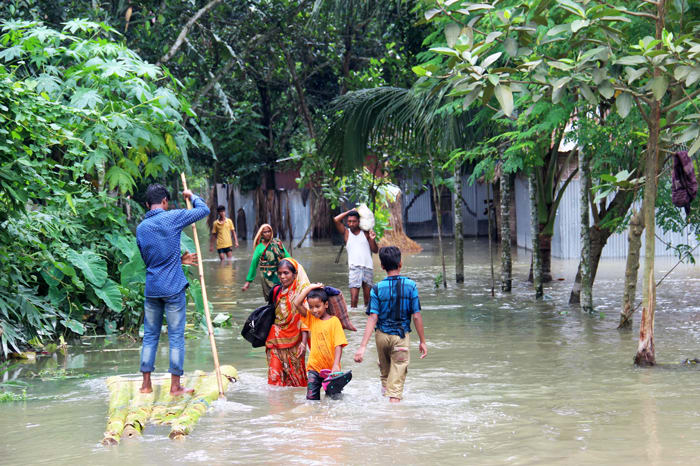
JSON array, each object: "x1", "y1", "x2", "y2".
[
  {"x1": 277, "y1": 259, "x2": 297, "y2": 274},
  {"x1": 307, "y1": 288, "x2": 329, "y2": 303}
]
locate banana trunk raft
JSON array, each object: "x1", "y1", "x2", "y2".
[{"x1": 102, "y1": 365, "x2": 237, "y2": 445}]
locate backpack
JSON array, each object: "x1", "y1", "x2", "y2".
[
  {"x1": 241, "y1": 285, "x2": 281, "y2": 348},
  {"x1": 671, "y1": 150, "x2": 697, "y2": 216}
]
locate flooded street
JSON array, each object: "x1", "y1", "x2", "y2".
[{"x1": 3, "y1": 232, "x2": 700, "y2": 465}]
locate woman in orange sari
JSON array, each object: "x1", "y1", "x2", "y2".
[{"x1": 266, "y1": 258, "x2": 309, "y2": 386}]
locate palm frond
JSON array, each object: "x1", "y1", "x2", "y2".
[{"x1": 321, "y1": 81, "x2": 493, "y2": 173}]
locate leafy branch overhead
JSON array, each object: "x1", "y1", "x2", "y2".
[
  {"x1": 421, "y1": 0, "x2": 700, "y2": 155},
  {"x1": 0, "y1": 19, "x2": 208, "y2": 195}
]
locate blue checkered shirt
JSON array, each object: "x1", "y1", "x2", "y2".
[
  {"x1": 136, "y1": 195, "x2": 209, "y2": 298},
  {"x1": 369, "y1": 275, "x2": 421, "y2": 337}
]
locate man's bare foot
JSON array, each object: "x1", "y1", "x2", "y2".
[
  {"x1": 389, "y1": 397, "x2": 401, "y2": 403},
  {"x1": 140, "y1": 372, "x2": 152, "y2": 393},
  {"x1": 170, "y1": 374, "x2": 194, "y2": 396},
  {"x1": 170, "y1": 385, "x2": 194, "y2": 396}
]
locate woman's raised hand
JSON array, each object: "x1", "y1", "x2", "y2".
[{"x1": 309, "y1": 282, "x2": 324, "y2": 289}]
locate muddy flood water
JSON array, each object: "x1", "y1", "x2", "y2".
[{"x1": 3, "y1": 231, "x2": 700, "y2": 465}]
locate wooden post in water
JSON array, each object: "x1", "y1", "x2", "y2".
[
  {"x1": 180, "y1": 172, "x2": 225, "y2": 398},
  {"x1": 500, "y1": 172, "x2": 512, "y2": 292},
  {"x1": 487, "y1": 182, "x2": 495, "y2": 297},
  {"x1": 453, "y1": 165, "x2": 464, "y2": 283}
]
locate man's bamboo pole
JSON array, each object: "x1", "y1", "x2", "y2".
[{"x1": 180, "y1": 172, "x2": 225, "y2": 398}]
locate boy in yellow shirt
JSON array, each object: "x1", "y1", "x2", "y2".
[
  {"x1": 209, "y1": 205, "x2": 239, "y2": 260},
  {"x1": 294, "y1": 283, "x2": 350, "y2": 400}
]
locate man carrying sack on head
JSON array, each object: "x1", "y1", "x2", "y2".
[{"x1": 333, "y1": 208, "x2": 378, "y2": 310}]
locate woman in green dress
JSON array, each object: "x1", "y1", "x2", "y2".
[{"x1": 241, "y1": 223, "x2": 291, "y2": 300}]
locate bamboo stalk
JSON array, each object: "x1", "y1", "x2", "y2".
[
  {"x1": 150, "y1": 374, "x2": 194, "y2": 425},
  {"x1": 169, "y1": 365, "x2": 238, "y2": 440},
  {"x1": 180, "y1": 172, "x2": 225, "y2": 398},
  {"x1": 102, "y1": 377, "x2": 133, "y2": 445},
  {"x1": 123, "y1": 387, "x2": 155, "y2": 439}
]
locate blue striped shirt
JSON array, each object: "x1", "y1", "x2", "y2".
[
  {"x1": 369, "y1": 275, "x2": 421, "y2": 337},
  {"x1": 136, "y1": 195, "x2": 209, "y2": 297}
]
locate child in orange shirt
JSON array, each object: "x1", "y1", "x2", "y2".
[{"x1": 293, "y1": 283, "x2": 349, "y2": 400}]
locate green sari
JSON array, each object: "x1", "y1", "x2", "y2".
[{"x1": 245, "y1": 238, "x2": 290, "y2": 299}]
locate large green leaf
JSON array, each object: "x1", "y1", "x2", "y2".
[
  {"x1": 94, "y1": 279, "x2": 122, "y2": 312},
  {"x1": 67, "y1": 249, "x2": 107, "y2": 287},
  {"x1": 616, "y1": 92, "x2": 633, "y2": 118},
  {"x1": 650, "y1": 75, "x2": 669, "y2": 100},
  {"x1": 62, "y1": 318, "x2": 86, "y2": 335},
  {"x1": 106, "y1": 233, "x2": 140, "y2": 260},
  {"x1": 445, "y1": 23, "x2": 460, "y2": 48},
  {"x1": 688, "y1": 136, "x2": 700, "y2": 158},
  {"x1": 494, "y1": 84, "x2": 514, "y2": 117},
  {"x1": 120, "y1": 258, "x2": 145, "y2": 287},
  {"x1": 180, "y1": 232, "x2": 196, "y2": 253}
]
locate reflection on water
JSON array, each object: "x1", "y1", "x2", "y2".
[{"x1": 3, "y1": 233, "x2": 700, "y2": 465}]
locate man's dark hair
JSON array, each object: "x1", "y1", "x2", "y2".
[
  {"x1": 277, "y1": 259, "x2": 297, "y2": 274},
  {"x1": 217, "y1": 205, "x2": 226, "y2": 212},
  {"x1": 307, "y1": 288, "x2": 329, "y2": 303},
  {"x1": 379, "y1": 246, "x2": 401, "y2": 271},
  {"x1": 346, "y1": 210, "x2": 360, "y2": 220},
  {"x1": 145, "y1": 184, "x2": 170, "y2": 207}
]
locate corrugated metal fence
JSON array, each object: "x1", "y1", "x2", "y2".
[{"x1": 514, "y1": 175, "x2": 698, "y2": 258}]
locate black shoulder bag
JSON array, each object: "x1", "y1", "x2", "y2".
[{"x1": 241, "y1": 285, "x2": 281, "y2": 348}]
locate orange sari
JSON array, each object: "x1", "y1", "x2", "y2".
[{"x1": 266, "y1": 258, "x2": 309, "y2": 387}]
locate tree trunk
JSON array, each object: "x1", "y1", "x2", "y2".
[
  {"x1": 569, "y1": 227, "x2": 605, "y2": 304},
  {"x1": 430, "y1": 163, "x2": 447, "y2": 288},
  {"x1": 539, "y1": 230, "x2": 553, "y2": 283},
  {"x1": 570, "y1": 190, "x2": 635, "y2": 304},
  {"x1": 634, "y1": 1, "x2": 665, "y2": 366},
  {"x1": 453, "y1": 166, "x2": 464, "y2": 283},
  {"x1": 530, "y1": 173, "x2": 543, "y2": 299},
  {"x1": 487, "y1": 182, "x2": 495, "y2": 296},
  {"x1": 579, "y1": 150, "x2": 593, "y2": 313},
  {"x1": 500, "y1": 172, "x2": 512, "y2": 292},
  {"x1": 284, "y1": 50, "x2": 316, "y2": 142},
  {"x1": 619, "y1": 209, "x2": 644, "y2": 329}
]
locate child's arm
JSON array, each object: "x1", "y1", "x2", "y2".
[
  {"x1": 209, "y1": 223, "x2": 217, "y2": 252},
  {"x1": 296, "y1": 331, "x2": 308, "y2": 358},
  {"x1": 292, "y1": 282, "x2": 323, "y2": 316},
  {"x1": 232, "y1": 225, "x2": 239, "y2": 247},
  {"x1": 353, "y1": 313, "x2": 378, "y2": 363},
  {"x1": 413, "y1": 313, "x2": 427, "y2": 359},
  {"x1": 332, "y1": 345, "x2": 343, "y2": 373}
]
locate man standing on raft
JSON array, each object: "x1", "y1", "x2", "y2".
[
  {"x1": 136, "y1": 184, "x2": 210, "y2": 396},
  {"x1": 333, "y1": 209, "x2": 378, "y2": 309}
]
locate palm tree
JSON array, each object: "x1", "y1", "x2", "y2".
[{"x1": 321, "y1": 83, "x2": 491, "y2": 286}]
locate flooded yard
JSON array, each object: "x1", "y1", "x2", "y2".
[{"x1": 3, "y1": 237, "x2": 700, "y2": 465}]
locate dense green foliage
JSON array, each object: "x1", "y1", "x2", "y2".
[{"x1": 0, "y1": 20, "x2": 201, "y2": 356}]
